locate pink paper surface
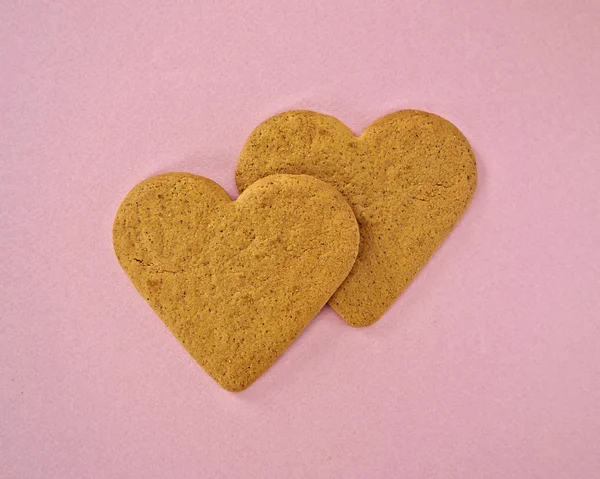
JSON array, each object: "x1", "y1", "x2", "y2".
[{"x1": 2, "y1": 1, "x2": 599, "y2": 478}]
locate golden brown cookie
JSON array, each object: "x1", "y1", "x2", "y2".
[
  {"x1": 236, "y1": 110, "x2": 477, "y2": 327},
  {"x1": 113, "y1": 173, "x2": 359, "y2": 391}
]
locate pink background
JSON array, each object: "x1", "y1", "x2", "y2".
[{"x1": 2, "y1": 1, "x2": 599, "y2": 478}]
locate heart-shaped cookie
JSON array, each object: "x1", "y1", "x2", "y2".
[
  {"x1": 236, "y1": 110, "x2": 477, "y2": 327},
  {"x1": 113, "y1": 173, "x2": 359, "y2": 391}
]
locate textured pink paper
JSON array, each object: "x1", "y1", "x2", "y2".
[{"x1": 2, "y1": 1, "x2": 599, "y2": 478}]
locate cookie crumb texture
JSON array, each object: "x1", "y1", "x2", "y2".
[
  {"x1": 236, "y1": 110, "x2": 477, "y2": 327},
  {"x1": 113, "y1": 173, "x2": 359, "y2": 391}
]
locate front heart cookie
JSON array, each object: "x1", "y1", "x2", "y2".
[
  {"x1": 236, "y1": 110, "x2": 477, "y2": 327},
  {"x1": 113, "y1": 173, "x2": 359, "y2": 391}
]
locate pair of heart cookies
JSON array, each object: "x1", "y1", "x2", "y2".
[{"x1": 114, "y1": 110, "x2": 477, "y2": 391}]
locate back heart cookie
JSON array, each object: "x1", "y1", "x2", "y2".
[
  {"x1": 113, "y1": 173, "x2": 359, "y2": 391},
  {"x1": 236, "y1": 110, "x2": 477, "y2": 327}
]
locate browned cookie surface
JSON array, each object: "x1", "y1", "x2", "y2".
[
  {"x1": 114, "y1": 173, "x2": 359, "y2": 391},
  {"x1": 236, "y1": 110, "x2": 477, "y2": 326}
]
